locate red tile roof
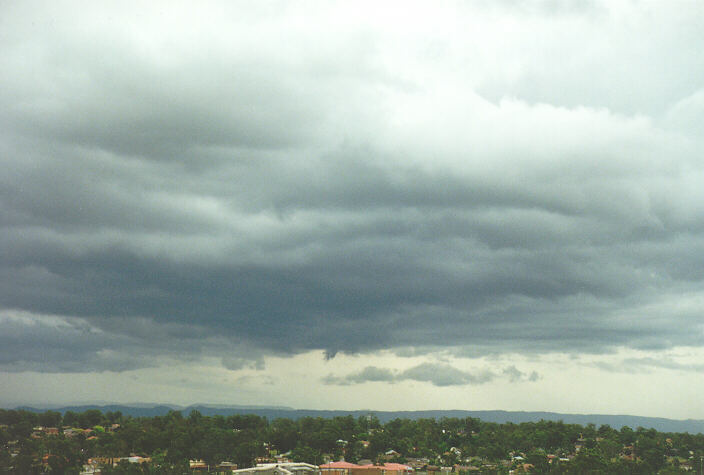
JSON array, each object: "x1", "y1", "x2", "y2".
[
  {"x1": 320, "y1": 462, "x2": 412, "y2": 471},
  {"x1": 379, "y1": 463, "x2": 412, "y2": 471},
  {"x1": 320, "y1": 462, "x2": 361, "y2": 469}
]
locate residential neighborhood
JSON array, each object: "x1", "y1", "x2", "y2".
[{"x1": 2, "y1": 408, "x2": 704, "y2": 473}]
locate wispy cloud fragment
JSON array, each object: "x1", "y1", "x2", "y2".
[{"x1": 323, "y1": 362, "x2": 539, "y2": 387}]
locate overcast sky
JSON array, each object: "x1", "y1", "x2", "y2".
[{"x1": 2, "y1": 0, "x2": 704, "y2": 419}]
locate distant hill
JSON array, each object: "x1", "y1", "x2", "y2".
[{"x1": 12, "y1": 404, "x2": 704, "y2": 434}]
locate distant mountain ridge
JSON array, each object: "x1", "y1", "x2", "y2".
[{"x1": 11, "y1": 404, "x2": 704, "y2": 434}]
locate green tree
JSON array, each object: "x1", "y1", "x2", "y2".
[
  {"x1": 78, "y1": 410, "x2": 104, "y2": 429},
  {"x1": 292, "y1": 443, "x2": 321, "y2": 464},
  {"x1": 38, "y1": 410, "x2": 62, "y2": 428},
  {"x1": 525, "y1": 449, "x2": 549, "y2": 473},
  {"x1": 571, "y1": 447, "x2": 608, "y2": 473},
  {"x1": 63, "y1": 411, "x2": 79, "y2": 427},
  {"x1": 597, "y1": 438, "x2": 621, "y2": 461},
  {"x1": 270, "y1": 418, "x2": 298, "y2": 453}
]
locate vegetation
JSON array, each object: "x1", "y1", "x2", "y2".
[{"x1": 1, "y1": 408, "x2": 702, "y2": 473}]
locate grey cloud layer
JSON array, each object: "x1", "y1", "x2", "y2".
[
  {"x1": 322, "y1": 363, "x2": 537, "y2": 387},
  {"x1": 0, "y1": 310, "x2": 262, "y2": 373},
  {"x1": 323, "y1": 362, "x2": 540, "y2": 387},
  {"x1": 2, "y1": 1, "x2": 704, "y2": 372}
]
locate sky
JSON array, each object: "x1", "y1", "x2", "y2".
[{"x1": 2, "y1": 0, "x2": 704, "y2": 419}]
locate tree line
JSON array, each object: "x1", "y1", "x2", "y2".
[{"x1": 1, "y1": 408, "x2": 703, "y2": 473}]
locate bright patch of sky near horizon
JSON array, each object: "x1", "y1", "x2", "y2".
[{"x1": 2, "y1": 0, "x2": 704, "y2": 418}]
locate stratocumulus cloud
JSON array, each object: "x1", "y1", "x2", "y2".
[
  {"x1": 322, "y1": 363, "x2": 512, "y2": 387},
  {"x1": 1, "y1": 0, "x2": 704, "y2": 388}
]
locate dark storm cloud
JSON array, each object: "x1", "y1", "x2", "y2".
[
  {"x1": 2, "y1": 1, "x2": 704, "y2": 373},
  {"x1": 0, "y1": 311, "x2": 152, "y2": 372},
  {"x1": 0, "y1": 309, "x2": 266, "y2": 373}
]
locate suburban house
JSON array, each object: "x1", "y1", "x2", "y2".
[
  {"x1": 320, "y1": 461, "x2": 413, "y2": 475},
  {"x1": 320, "y1": 461, "x2": 360, "y2": 475},
  {"x1": 233, "y1": 462, "x2": 320, "y2": 475}
]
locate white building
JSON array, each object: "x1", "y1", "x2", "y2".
[{"x1": 234, "y1": 463, "x2": 321, "y2": 475}]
